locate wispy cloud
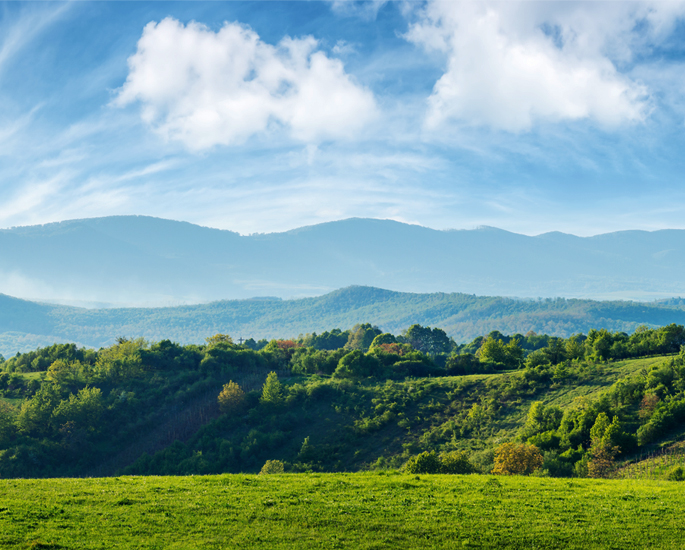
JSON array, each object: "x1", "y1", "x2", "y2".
[{"x1": 0, "y1": 3, "x2": 72, "y2": 76}]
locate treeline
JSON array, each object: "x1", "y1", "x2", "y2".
[{"x1": 1, "y1": 322, "x2": 685, "y2": 478}]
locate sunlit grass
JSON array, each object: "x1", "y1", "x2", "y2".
[{"x1": 1, "y1": 473, "x2": 684, "y2": 549}]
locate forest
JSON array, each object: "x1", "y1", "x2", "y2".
[
  {"x1": 1, "y1": 322, "x2": 685, "y2": 480},
  {"x1": 4, "y1": 285, "x2": 685, "y2": 357}
]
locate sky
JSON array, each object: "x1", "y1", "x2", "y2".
[{"x1": 1, "y1": 1, "x2": 685, "y2": 237}]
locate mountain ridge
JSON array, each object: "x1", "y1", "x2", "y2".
[{"x1": 2, "y1": 215, "x2": 685, "y2": 306}]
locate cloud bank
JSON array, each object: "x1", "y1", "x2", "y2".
[
  {"x1": 406, "y1": 1, "x2": 685, "y2": 132},
  {"x1": 115, "y1": 17, "x2": 377, "y2": 149}
]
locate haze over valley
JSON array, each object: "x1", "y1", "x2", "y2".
[{"x1": 2, "y1": 216, "x2": 685, "y2": 309}]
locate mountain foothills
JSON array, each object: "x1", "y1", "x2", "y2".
[
  {"x1": 3, "y1": 216, "x2": 685, "y2": 306},
  {"x1": 3, "y1": 286, "x2": 685, "y2": 357},
  {"x1": 1, "y1": 322, "x2": 685, "y2": 480}
]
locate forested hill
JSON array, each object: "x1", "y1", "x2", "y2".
[
  {"x1": 2, "y1": 286, "x2": 685, "y2": 357},
  {"x1": 3, "y1": 216, "x2": 685, "y2": 306}
]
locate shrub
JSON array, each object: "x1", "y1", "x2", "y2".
[
  {"x1": 492, "y1": 442, "x2": 543, "y2": 475},
  {"x1": 333, "y1": 351, "x2": 381, "y2": 378},
  {"x1": 259, "y1": 460, "x2": 285, "y2": 474},
  {"x1": 404, "y1": 451, "x2": 442, "y2": 474},
  {"x1": 404, "y1": 450, "x2": 475, "y2": 474},
  {"x1": 440, "y1": 451, "x2": 475, "y2": 474}
]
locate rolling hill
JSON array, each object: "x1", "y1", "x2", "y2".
[{"x1": 2, "y1": 286, "x2": 685, "y2": 357}]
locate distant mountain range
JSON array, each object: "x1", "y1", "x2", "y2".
[
  {"x1": 2, "y1": 216, "x2": 685, "y2": 307},
  {"x1": 2, "y1": 286, "x2": 685, "y2": 357}
]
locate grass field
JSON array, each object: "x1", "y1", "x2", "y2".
[{"x1": 1, "y1": 473, "x2": 683, "y2": 549}]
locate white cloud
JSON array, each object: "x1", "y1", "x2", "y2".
[
  {"x1": 114, "y1": 18, "x2": 377, "y2": 149},
  {"x1": 405, "y1": 1, "x2": 685, "y2": 132}
]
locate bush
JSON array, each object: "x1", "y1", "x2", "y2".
[
  {"x1": 404, "y1": 451, "x2": 442, "y2": 474},
  {"x1": 259, "y1": 460, "x2": 285, "y2": 474},
  {"x1": 440, "y1": 451, "x2": 476, "y2": 474},
  {"x1": 492, "y1": 442, "x2": 543, "y2": 475},
  {"x1": 404, "y1": 450, "x2": 475, "y2": 474},
  {"x1": 333, "y1": 351, "x2": 381, "y2": 378}
]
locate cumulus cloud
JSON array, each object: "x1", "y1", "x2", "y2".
[
  {"x1": 405, "y1": 1, "x2": 685, "y2": 132},
  {"x1": 114, "y1": 18, "x2": 377, "y2": 149}
]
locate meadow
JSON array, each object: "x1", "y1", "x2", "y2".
[{"x1": 1, "y1": 473, "x2": 683, "y2": 549}]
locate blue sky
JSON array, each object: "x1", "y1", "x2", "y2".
[{"x1": 1, "y1": 1, "x2": 685, "y2": 236}]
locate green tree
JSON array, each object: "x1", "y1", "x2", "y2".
[
  {"x1": 0, "y1": 401, "x2": 17, "y2": 445},
  {"x1": 47, "y1": 359, "x2": 91, "y2": 387},
  {"x1": 369, "y1": 333, "x2": 397, "y2": 349},
  {"x1": 404, "y1": 325, "x2": 451, "y2": 355},
  {"x1": 16, "y1": 383, "x2": 63, "y2": 436},
  {"x1": 52, "y1": 386, "x2": 104, "y2": 433},
  {"x1": 587, "y1": 413, "x2": 625, "y2": 478},
  {"x1": 565, "y1": 335, "x2": 586, "y2": 361},
  {"x1": 520, "y1": 401, "x2": 563, "y2": 440},
  {"x1": 333, "y1": 350, "x2": 381, "y2": 378},
  {"x1": 95, "y1": 339, "x2": 145, "y2": 382},
  {"x1": 345, "y1": 324, "x2": 382, "y2": 352},
  {"x1": 478, "y1": 337, "x2": 523, "y2": 369},
  {"x1": 260, "y1": 371, "x2": 283, "y2": 406}
]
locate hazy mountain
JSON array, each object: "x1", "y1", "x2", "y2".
[
  {"x1": 2, "y1": 286, "x2": 685, "y2": 357},
  {"x1": 2, "y1": 216, "x2": 685, "y2": 306}
]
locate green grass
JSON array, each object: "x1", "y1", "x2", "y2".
[
  {"x1": 617, "y1": 442, "x2": 685, "y2": 480},
  {"x1": 1, "y1": 473, "x2": 684, "y2": 549}
]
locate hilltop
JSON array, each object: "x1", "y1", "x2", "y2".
[{"x1": 3, "y1": 286, "x2": 685, "y2": 356}]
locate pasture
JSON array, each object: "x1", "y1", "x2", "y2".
[{"x1": 1, "y1": 473, "x2": 683, "y2": 549}]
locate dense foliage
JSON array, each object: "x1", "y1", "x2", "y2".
[{"x1": 1, "y1": 322, "x2": 685, "y2": 478}]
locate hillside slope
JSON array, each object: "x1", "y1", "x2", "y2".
[{"x1": 3, "y1": 286, "x2": 685, "y2": 356}]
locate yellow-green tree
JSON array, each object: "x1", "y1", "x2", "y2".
[
  {"x1": 492, "y1": 442, "x2": 543, "y2": 475},
  {"x1": 259, "y1": 460, "x2": 284, "y2": 474},
  {"x1": 95, "y1": 339, "x2": 145, "y2": 382},
  {"x1": 47, "y1": 359, "x2": 91, "y2": 387},
  {"x1": 217, "y1": 381, "x2": 246, "y2": 414},
  {"x1": 205, "y1": 334, "x2": 234, "y2": 347}
]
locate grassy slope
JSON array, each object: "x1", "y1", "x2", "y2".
[
  {"x1": 129, "y1": 356, "x2": 662, "y2": 476},
  {"x1": 1, "y1": 474, "x2": 684, "y2": 549}
]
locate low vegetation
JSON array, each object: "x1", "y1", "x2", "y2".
[{"x1": 1, "y1": 474, "x2": 685, "y2": 549}]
